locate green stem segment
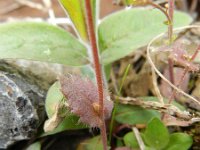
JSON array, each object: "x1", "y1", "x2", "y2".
[
  {"x1": 147, "y1": 1, "x2": 174, "y2": 103},
  {"x1": 161, "y1": 0, "x2": 175, "y2": 120},
  {"x1": 109, "y1": 64, "x2": 131, "y2": 144},
  {"x1": 168, "y1": 0, "x2": 174, "y2": 42},
  {"x1": 84, "y1": 1, "x2": 107, "y2": 150}
]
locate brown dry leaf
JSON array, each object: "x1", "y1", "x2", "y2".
[
  {"x1": 190, "y1": 78, "x2": 200, "y2": 110},
  {"x1": 160, "y1": 67, "x2": 190, "y2": 99},
  {"x1": 192, "y1": 78, "x2": 200, "y2": 99},
  {"x1": 168, "y1": 39, "x2": 199, "y2": 72},
  {"x1": 163, "y1": 114, "x2": 192, "y2": 127},
  {"x1": 112, "y1": 50, "x2": 154, "y2": 97},
  {"x1": 44, "y1": 104, "x2": 64, "y2": 132}
]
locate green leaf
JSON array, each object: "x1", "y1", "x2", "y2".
[
  {"x1": 26, "y1": 142, "x2": 41, "y2": 150},
  {"x1": 77, "y1": 136, "x2": 109, "y2": 150},
  {"x1": 59, "y1": 0, "x2": 88, "y2": 41},
  {"x1": 45, "y1": 67, "x2": 97, "y2": 118},
  {"x1": 98, "y1": 8, "x2": 192, "y2": 64},
  {"x1": 90, "y1": 0, "x2": 99, "y2": 27},
  {"x1": 83, "y1": 0, "x2": 99, "y2": 28},
  {"x1": 42, "y1": 114, "x2": 87, "y2": 136},
  {"x1": 44, "y1": 81, "x2": 87, "y2": 136},
  {"x1": 165, "y1": 133, "x2": 193, "y2": 150},
  {"x1": 45, "y1": 81, "x2": 64, "y2": 118},
  {"x1": 80, "y1": 65, "x2": 96, "y2": 82},
  {"x1": 116, "y1": 139, "x2": 124, "y2": 147},
  {"x1": 114, "y1": 97, "x2": 185, "y2": 125},
  {"x1": 0, "y1": 22, "x2": 88, "y2": 66},
  {"x1": 125, "y1": 0, "x2": 134, "y2": 5},
  {"x1": 144, "y1": 118, "x2": 170, "y2": 149},
  {"x1": 123, "y1": 132, "x2": 139, "y2": 148},
  {"x1": 59, "y1": 0, "x2": 98, "y2": 41},
  {"x1": 144, "y1": 146, "x2": 156, "y2": 150},
  {"x1": 115, "y1": 104, "x2": 160, "y2": 125},
  {"x1": 104, "y1": 63, "x2": 112, "y2": 80}
]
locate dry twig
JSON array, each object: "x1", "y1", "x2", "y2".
[
  {"x1": 115, "y1": 95, "x2": 200, "y2": 126},
  {"x1": 151, "y1": 67, "x2": 164, "y2": 104},
  {"x1": 115, "y1": 95, "x2": 191, "y2": 120},
  {"x1": 132, "y1": 127, "x2": 145, "y2": 150},
  {"x1": 15, "y1": 0, "x2": 45, "y2": 10},
  {"x1": 0, "y1": 3, "x2": 21, "y2": 14},
  {"x1": 42, "y1": 0, "x2": 56, "y2": 25}
]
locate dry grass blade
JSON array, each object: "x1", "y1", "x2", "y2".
[
  {"x1": 132, "y1": 127, "x2": 145, "y2": 150},
  {"x1": 42, "y1": 0, "x2": 56, "y2": 25},
  {"x1": 0, "y1": 3, "x2": 21, "y2": 14},
  {"x1": 44, "y1": 103, "x2": 63, "y2": 132},
  {"x1": 15, "y1": 0, "x2": 45, "y2": 10},
  {"x1": 151, "y1": 66, "x2": 164, "y2": 104},
  {"x1": 115, "y1": 95, "x2": 191, "y2": 120},
  {"x1": 116, "y1": 95, "x2": 200, "y2": 126}
]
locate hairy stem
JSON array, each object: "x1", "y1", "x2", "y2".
[{"x1": 84, "y1": 1, "x2": 107, "y2": 150}]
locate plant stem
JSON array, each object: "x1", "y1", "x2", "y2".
[
  {"x1": 168, "y1": 45, "x2": 200, "y2": 104},
  {"x1": 168, "y1": 59, "x2": 174, "y2": 90},
  {"x1": 148, "y1": 1, "x2": 173, "y2": 93},
  {"x1": 84, "y1": 1, "x2": 107, "y2": 150},
  {"x1": 109, "y1": 64, "x2": 131, "y2": 144},
  {"x1": 147, "y1": 0, "x2": 175, "y2": 120},
  {"x1": 146, "y1": 1, "x2": 174, "y2": 96},
  {"x1": 168, "y1": 0, "x2": 174, "y2": 43},
  {"x1": 167, "y1": 0, "x2": 175, "y2": 102},
  {"x1": 162, "y1": 0, "x2": 175, "y2": 120},
  {"x1": 148, "y1": 1, "x2": 171, "y2": 24}
]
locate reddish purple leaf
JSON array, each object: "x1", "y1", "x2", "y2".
[
  {"x1": 168, "y1": 39, "x2": 199, "y2": 72},
  {"x1": 160, "y1": 67, "x2": 190, "y2": 99},
  {"x1": 60, "y1": 75, "x2": 113, "y2": 127}
]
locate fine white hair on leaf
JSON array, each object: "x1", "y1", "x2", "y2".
[{"x1": 60, "y1": 74, "x2": 113, "y2": 127}]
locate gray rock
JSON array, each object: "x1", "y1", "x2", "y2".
[
  {"x1": 0, "y1": 58, "x2": 89, "y2": 149},
  {"x1": 0, "y1": 60, "x2": 74, "y2": 91},
  {"x1": 0, "y1": 71, "x2": 45, "y2": 149}
]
